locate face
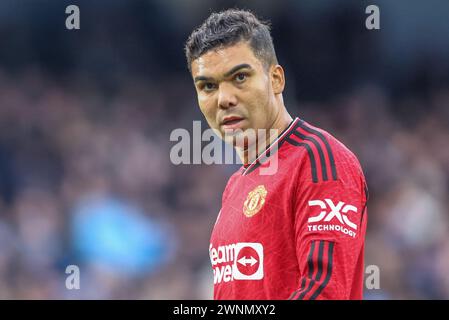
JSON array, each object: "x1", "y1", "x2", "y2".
[{"x1": 191, "y1": 41, "x2": 280, "y2": 148}]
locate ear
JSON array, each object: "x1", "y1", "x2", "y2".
[{"x1": 270, "y1": 64, "x2": 285, "y2": 95}]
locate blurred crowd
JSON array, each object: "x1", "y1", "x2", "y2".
[
  {"x1": 0, "y1": 70, "x2": 448, "y2": 299},
  {"x1": 0, "y1": 0, "x2": 448, "y2": 299}
]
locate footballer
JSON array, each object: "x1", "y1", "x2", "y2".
[{"x1": 185, "y1": 9, "x2": 368, "y2": 300}]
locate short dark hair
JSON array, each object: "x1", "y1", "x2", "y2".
[{"x1": 185, "y1": 8, "x2": 278, "y2": 72}]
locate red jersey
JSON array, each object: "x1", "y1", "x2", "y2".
[{"x1": 209, "y1": 117, "x2": 368, "y2": 300}]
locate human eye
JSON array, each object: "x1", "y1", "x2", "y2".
[
  {"x1": 234, "y1": 72, "x2": 248, "y2": 84},
  {"x1": 201, "y1": 82, "x2": 217, "y2": 92}
]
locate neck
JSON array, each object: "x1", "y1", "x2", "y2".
[{"x1": 237, "y1": 108, "x2": 293, "y2": 166}]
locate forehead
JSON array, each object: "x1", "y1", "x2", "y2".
[{"x1": 191, "y1": 41, "x2": 263, "y2": 77}]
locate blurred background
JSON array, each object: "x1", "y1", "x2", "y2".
[{"x1": 0, "y1": 0, "x2": 448, "y2": 299}]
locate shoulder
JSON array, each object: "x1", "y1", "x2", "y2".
[
  {"x1": 285, "y1": 119, "x2": 365, "y2": 185},
  {"x1": 287, "y1": 120, "x2": 369, "y2": 223}
]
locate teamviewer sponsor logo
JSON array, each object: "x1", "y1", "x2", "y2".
[
  {"x1": 233, "y1": 243, "x2": 263, "y2": 280},
  {"x1": 209, "y1": 242, "x2": 264, "y2": 284},
  {"x1": 307, "y1": 199, "x2": 358, "y2": 238}
]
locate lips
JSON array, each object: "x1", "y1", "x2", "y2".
[
  {"x1": 220, "y1": 116, "x2": 245, "y2": 130},
  {"x1": 222, "y1": 116, "x2": 243, "y2": 125}
]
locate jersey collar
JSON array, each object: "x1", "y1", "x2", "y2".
[{"x1": 241, "y1": 117, "x2": 300, "y2": 175}]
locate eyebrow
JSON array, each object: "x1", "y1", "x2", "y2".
[
  {"x1": 194, "y1": 63, "x2": 253, "y2": 83},
  {"x1": 224, "y1": 63, "x2": 253, "y2": 77}
]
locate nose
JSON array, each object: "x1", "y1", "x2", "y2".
[{"x1": 217, "y1": 83, "x2": 237, "y2": 110}]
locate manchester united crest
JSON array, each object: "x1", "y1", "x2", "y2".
[{"x1": 243, "y1": 185, "x2": 268, "y2": 217}]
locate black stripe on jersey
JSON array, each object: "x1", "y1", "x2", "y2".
[
  {"x1": 288, "y1": 240, "x2": 316, "y2": 300},
  {"x1": 309, "y1": 242, "x2": 334, "y2": 300},
  {"x1": 300, "y1": 278, "x2": 306, "y2": 293},
  {"x1": 288, "y1": 278, "x2": 306, "y2": 299},
  {"x1": 297, "y1": 240, "x2": 322, "y2": 299},
  {"x1": 308, "y1": 241, "x2": 316, "y2": 279},
  {"x1": 314, "y1": 240, "x2": 325, "y2": 281},
  {"x1": 292, "y1": 130, "x2": 329, "y2": 181},
  {"x1": 288, "y1": 278, "x2": 305, "y2": 299},
  {"x1": 298, "y1": 121, "x2": 338, "y2": 181},
  {"x1": 295, "y1": 241, "x2": 334, "y2": 300},
  {"x1": 285, "y1": 136, "x2": 318, "y2": 183},
  {"x1": 287, "y1": 247, "x2": 310, "y2": 300},
  {"x1": 243, "y1": 161, "x2": 259, "y2": 175}
]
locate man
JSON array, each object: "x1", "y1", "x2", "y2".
[{"x1": 185, "y1": 9, "x2": 368, "y2": 300}]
